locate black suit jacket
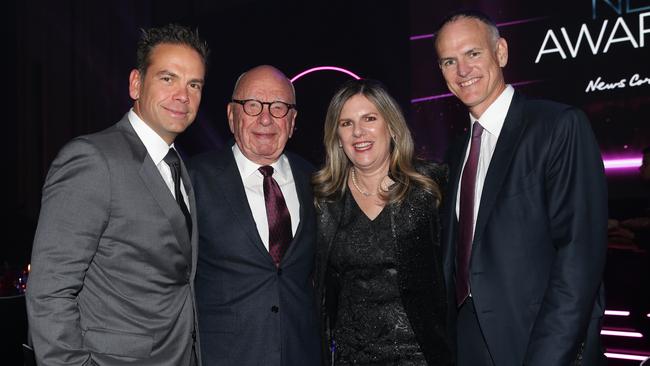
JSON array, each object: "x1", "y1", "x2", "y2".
[
  {"x1": 190, "y1": 147, "x2": 320, "y2": 366},
  {"x1": 315, "y1": 162, "x2": 453, "y2": 366},
  {"x1": 441, "y1": 91, "x2": 607, "y2": 365}
]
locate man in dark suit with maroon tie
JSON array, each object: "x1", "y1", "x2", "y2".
[
  {"x1": 190, "y1": 65, "x2": 320, "y2": 366},
  {"x1": 435, "y1": 10, "x2": 608, "y2": 366}
]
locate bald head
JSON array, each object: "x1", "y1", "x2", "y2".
[{"x1": 232, "y1": 65, "x2": 296, "y2": 103}]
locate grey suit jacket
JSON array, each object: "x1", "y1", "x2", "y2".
[{"x1": 26, "y1": 114, "x2": 200, "y2": 366}]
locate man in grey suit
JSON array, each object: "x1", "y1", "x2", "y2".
[
  {"x1": 191, "y1": 65, "x2": 321, "y2": 365},
  {"x1": 26, "y1": 24, "x2": 209, "y2": 365}
]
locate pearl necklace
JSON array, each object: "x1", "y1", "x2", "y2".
[{"x1": 350, "y1": 167, "x2": 377, "y2": 197}]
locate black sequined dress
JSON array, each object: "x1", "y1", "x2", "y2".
[{"x1": 328, "y1": 191, "x2": 427, "y2": 365}]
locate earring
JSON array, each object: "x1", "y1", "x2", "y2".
[{"x1": 338, "y1": 141, "x2": 343, "y2": 148}]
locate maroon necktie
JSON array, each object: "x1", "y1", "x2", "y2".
[
  {"x1": 259, "y1": 165, "x2": 292, "y2": 267},
  {"x1": 456, "y1": 122, "x2": 484, "y2": 306}
]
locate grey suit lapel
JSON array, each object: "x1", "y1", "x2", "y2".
[
  {"x1": 180, "y1": 159, "x2": 198, "y2": 273},
  {"x1": 473, "y1": 92, "x2": 527, "y2": 242},
  {"x1": 116, "y1": 118, "x2": 192, "y2": 263}
]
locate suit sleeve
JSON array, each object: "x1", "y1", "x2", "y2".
[
  {"x1": 26, "y1": 138, "x2": 110, "y2": 365},
  {"x1": 524, "y1": 108, "x2": 607, "y2": 365}
]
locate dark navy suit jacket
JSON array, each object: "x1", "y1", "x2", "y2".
[
  {"x1": 190, "y1": 147, "x2": 320, "y2": 366},
  {"x1": 441, "y1": 92, "x2": 608, "y2": 365}
]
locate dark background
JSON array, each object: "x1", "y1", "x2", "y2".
[{"x1": 4, "y1": 0, "x2": 649, "y2": 364}]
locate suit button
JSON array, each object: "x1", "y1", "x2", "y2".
[{"x1": 271, "y1": 305, "x2": 279, "y2": 313}]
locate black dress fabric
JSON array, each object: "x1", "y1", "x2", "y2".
[
  {"x1": 329, "y1": 191, "x2": 426, "y2": 365},
  {"x1": 315, "y1": 162, "x2": 453, "y2": 366}
]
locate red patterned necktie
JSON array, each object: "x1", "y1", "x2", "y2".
[
  {"x1": 259, "y1": 165, "x2": 292, "y2": 267},
  {"x1": 456, "y1": 121, "x2": 484, "y2": 306}
]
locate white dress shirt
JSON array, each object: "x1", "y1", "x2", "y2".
[
  {"x1": 128, "y1": 109, "x2": 190, "y2": 210},
  {"x1": 232, "y1": 144, "x2": 300, "y2": 250},
  {"x1": 455, "y1": 85, "x2": 515, "y2": 235}
]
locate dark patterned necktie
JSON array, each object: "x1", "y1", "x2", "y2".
[
  {"x1": 456, "y1": 121, "x2": 484, "y2": 306},
  {"x1": 163, "y1": 148, "x2": 192, "y2": 237},
  {"x1": 259, "y1": 165, "x2": 292, "y2": 267}
]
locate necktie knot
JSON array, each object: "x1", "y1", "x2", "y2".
[
  {"x1": 164, "y1": 148, "x2": 181, "y2": 167},
  {"x1": 472, "y1": 121, "x2": 484, "y2": 138},
  {"x1": 259, "y1": 165, "x2": 274, "y2": 177}
]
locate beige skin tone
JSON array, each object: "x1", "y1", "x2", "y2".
[
  {"x1": 337, "y1": 94, "x2": 394, "y2": 220},
  {"x1": 436, "y1": 17, "x2": 509, "y2": 119},
  {"x1": 129, "y1": 44, "x2": 205, "y2": 145},
  {"x1": 227, "y1": 65, "x2": 297, "y2": 165}
]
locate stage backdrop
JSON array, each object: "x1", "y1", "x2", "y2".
[{"x1": 409, "y1": 0, "x2": 650, "y2": 201}]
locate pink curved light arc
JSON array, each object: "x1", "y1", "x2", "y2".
[{"x1": 290, "y1": 66, "x2": 362, "y2": 83}]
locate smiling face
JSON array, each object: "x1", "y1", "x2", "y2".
[
  {"x1": 337, "y1": 94, "x2": 392, "y2": 174},
  {"x1": 228, "y1": 66, "x2": 296, "y2": 165},
  {"x1": 129, "y1": 43, "x2": 205, "y2": 145},
  {"x1": 435, "y1": 17, "x2": 508, "y2": 118}
]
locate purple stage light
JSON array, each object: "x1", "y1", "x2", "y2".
[
  {"x1": 290, "y1": 66, "x2": 361, "y2": 83},
  {"x1": 603, "y1": 157, "x2": 642, "y2": 171},
  {"x1": 409, "y1": 16, "x2": 549, "y2": 41},
  {"x1": 605, "y1": 351, "x2": 650, "y2": 361},
  {"x1": 605, "y1": 310, "x2": 630, "y2": 316},
  {"x1": 410, "y1": 80, "x2": 543, "y2": 104},
  {"x1": 601, "y1": 329, "x2": 643, "y2": 338}
]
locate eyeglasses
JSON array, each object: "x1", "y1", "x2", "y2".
[{"x1": 232, "y1": 99, "x2": 296, "y2": 118}]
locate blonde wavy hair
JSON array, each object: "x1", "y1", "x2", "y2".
[{"x1": 312, "y1": 79, "x2": 440, "y2": 206}]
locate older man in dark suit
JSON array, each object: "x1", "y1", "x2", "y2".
[
  {"x1": 191, "y1": 65, "x2": 320, "y2": 366},
  {"x1": 26, "y1": 24, "x2": 208, "y2": 365},
  {"x1": 435, "y1": 10, "x2": 607, "y2": 366}
]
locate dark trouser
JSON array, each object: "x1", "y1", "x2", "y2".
[{"x1": 457, "y1": 297, "x2": 495, "y2": 366}]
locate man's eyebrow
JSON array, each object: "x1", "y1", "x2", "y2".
[{"x1": 156, "y1": 70, "x2": 178, "y2": 77}]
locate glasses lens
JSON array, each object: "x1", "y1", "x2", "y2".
[
  {"x1": 269, "y1": 102, "x2": 289, "y2": 118},
  {"x1": 243, "y1": 100, "x2": 263, "y2": 116}
]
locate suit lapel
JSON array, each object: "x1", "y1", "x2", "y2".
[
  {"x1": 473, "y1": 92, "x2": 527, "y2": 242},
  {"x1": 180, "y1": 160, "x2": 198, "y2": 274},
  {"x1": 212, "y1": 150, "x2": 270, "y2": 261},
  {"x1": 281, "y1": 155, "x2": 311, "y2": 265},
  {"x1": 443, "y1": 132, "x2": 470, "y2": 279},
  {"x1": 116, "y1": 118, "x2": 192, "y2": 263}
]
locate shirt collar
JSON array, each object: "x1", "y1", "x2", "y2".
[
  {"x1": 232, "y1": 144, "x2": 291, "y2": 183},
  {"x1": 469, "y1": 84, "x2": 514, "y2": 139},
  {"x1": 128, "y1": 108, "x2": 174, "y2": 165}
]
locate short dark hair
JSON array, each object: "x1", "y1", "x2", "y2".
[
  {"x1": 433, "y1": 9, "x2": 500, "y2": 48},
  {"x1": 136, "y1": 24, "x2": 209, "y2": 76}
]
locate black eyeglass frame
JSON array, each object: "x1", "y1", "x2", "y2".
[{"x1": 231, "y1": 99, "x2": 297, "y2": 118}]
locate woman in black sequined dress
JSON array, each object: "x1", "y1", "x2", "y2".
[{"x1": 313, "y1": 79, "x2": 453, "y2": 366}]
